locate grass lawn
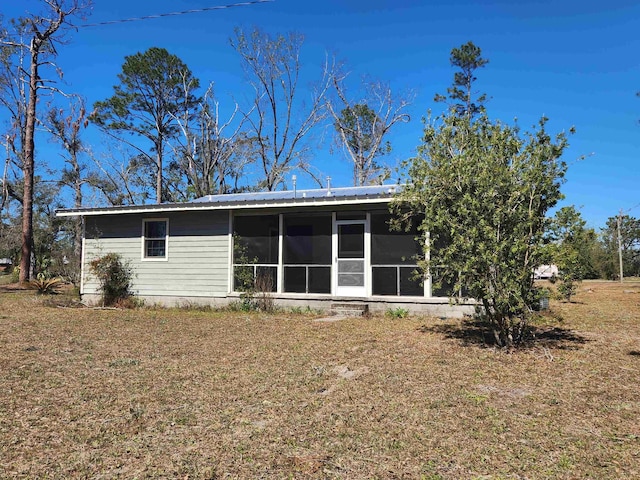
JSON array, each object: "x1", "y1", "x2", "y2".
[
  {"x1": 1, "y1": 281, "x2": 639, "y2": 479},
  {"x1": 0, "y1": 272, "x2": 15, "y2": 286}
]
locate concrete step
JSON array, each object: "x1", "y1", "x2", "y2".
[{"x1": 330, "y1": 303, "x2": 369, "y2": 317}]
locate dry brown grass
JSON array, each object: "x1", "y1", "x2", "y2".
[{"x1": 1, "y1": 281, "x2": 639, "y2": 479}]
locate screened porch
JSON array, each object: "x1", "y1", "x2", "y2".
[{"x1": 231, "y1": 210, "x2": 435, "y2": 298}]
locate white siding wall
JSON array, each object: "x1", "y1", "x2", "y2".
[{"x1": 82, "y1": 211, "x2": 229, "y2": 298}]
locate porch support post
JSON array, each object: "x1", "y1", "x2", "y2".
[
  {"x1": 79, "y1": 217, "x2": 86, "y2": 296},
  {"x1": 277, "y1": 213, "x2": 283, "y2": 293},
  {"x1": 331, "y1": 212, "x2": 337, "y2": 295},
  {"x1": 365, "y1": 212, "x2": 371, "y2": 297},
  {"x1": 424, "y1": 230, "x2": 431, "y2": 297},
  {"x1": 228, "y1": 210, "x2": 234, "y2": 293}
]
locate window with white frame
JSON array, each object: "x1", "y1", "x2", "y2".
[{"x1": 142, "y1": 219, "x2": 168, "y2": 259}]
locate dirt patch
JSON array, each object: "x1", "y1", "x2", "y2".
[
  {"x1": 0, "y1": 282, "x2": 29, "y2": 291},
  {"x1": 313, "y1": 314, "x2": 348, "y2": 322}
]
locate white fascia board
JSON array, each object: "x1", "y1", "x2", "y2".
[{"x1": 56, "y1": 196, "x2": 393, "y2": 217}]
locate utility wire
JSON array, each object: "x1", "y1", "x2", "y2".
[
  {"x1": 80, "y1": 0, "x2": 274, "y2": 28},
  {"x1": 625, "y1": 201, "x2": 640, "y2": 213}
]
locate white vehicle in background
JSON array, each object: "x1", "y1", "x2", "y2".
[
  {"x1": 534, "y1": 264, "x2": 558, "y2": 280},
  {"x1": 0, "y1": 258, "x2": 12, "y2": 272}
]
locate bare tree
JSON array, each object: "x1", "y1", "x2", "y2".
[
  {"x1": 1, "y1": 136, "x2": 11, "y2": 213},
  {"x1": 328, "y1": 74, "x2": 412, "y2": 186},
  {"x1": 231, "y1": 27, "x2": 333, "y2": 191},
  {"x1": 0, "y1": 0, "x2": 91, "y2": 282},
  {"x1": 1, "y1": 133, "x2": 21, "y2": 219},
  {"x1": 0, "y1": 37, "x2": 28, "y2": 219},
  {"x1": 85, "y1": 144, "x2": 149, "y2": 206},
  {"x1": 171, "y1": 82, "x2": 257, "y2": 198},
  {"x1": 43, "y1": 98, "x2": 88, "y2": 259}
]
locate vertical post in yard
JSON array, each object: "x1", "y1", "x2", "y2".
[{"x1": 617, "y1": 209, "x2": 624, "y2": 284}]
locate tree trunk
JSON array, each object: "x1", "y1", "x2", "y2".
[
  {"x1": 156, "y1": 141, "x2": 163, "y2": 203},
  {"x1": 73, "y1": 159, "x2": 83, "y2": 259},
  {"x1": 19, "y1": 41, "x2": 38, "y2": 284}
]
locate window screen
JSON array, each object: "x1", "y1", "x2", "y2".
[
  {"x1": 431, "y1": 268, "x2": 458, "y2": 298},
  {"x1": 233, "y1": 215, "x2": 279, "y2": 264},
  {"x1": 372, "y1": 266, "x2": 423, "y2": 296},
  {"x1": 370, "y1": 213, "x2": 424, "y2": 296},
  {"x1": 283, "y1": 214, "x2": 331, "y2": 294},
  {"x1": 283, "y1": 215, "x2": 331, "y2": 264},
  {"x1": 371, "y1": 213, "x2": 420, "y2": 265},
  {"x1": 337, "y1": 224, "x2": 364, "y2": 259}
]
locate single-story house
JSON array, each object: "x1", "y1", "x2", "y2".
[{"x1": 56, "y1": 185, "x2": 474, "y2": 317}]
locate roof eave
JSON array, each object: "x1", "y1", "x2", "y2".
[{"x1": 55, "y1": 194, "x2": 394, "y2": 217}]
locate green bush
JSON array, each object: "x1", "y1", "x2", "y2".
[
  {"x1": 386, "y1": 307, "x2": 410, "y2": 319},
  {"x1": 228, "y1": 299, "x2": 258, "y2": 312},
  {"x1": 89, "y1": 253, "x2": 134, "y2": 306},
  {"x1": 10, "y1": 266, "x2": 20, "y2": 283}
]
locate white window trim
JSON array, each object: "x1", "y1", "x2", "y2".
[{"x1": 141, "y1": 217, "x2": 169, "y2": 261}]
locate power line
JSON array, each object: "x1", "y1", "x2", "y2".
[
  {"x1": 625, "y1": 201, "x2": 640, "y2": 213},
  {"x1": 80, "y1": 0, "x2": 274, "y2": 28}
]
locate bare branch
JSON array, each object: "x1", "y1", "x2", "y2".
[
  {"x1": 328, "y1": 71, "x2": 413, "y2": 186},
  {"x1": 167, "y1": 81, "x2": 258, "y2": 197},
  {"x1": 231, "y1": 27, "x2": 335, "y2": 190},
  {"x1": 0, "y1": 0, "x2": 93, "y2": 282}
]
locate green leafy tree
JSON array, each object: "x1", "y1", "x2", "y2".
[
  {"x1": 547, "y1": 206, "x2": 598, "y2": 301},
  {"x1": 434, "y1": 41, "x2": 489, "y2": 118},
  {"x1": 396, "y1": 42, "x2": 569, "y2": 346},
  {"x1": 397, "y1": 112, "x2": 570, "y2": 347},
  {"x1": 91, "y1": 47, "x2": 200, "y2": 203},
  {"x1": 600, "y1": 214, "x2": 640, "y2": 279},
  {"x1": 579, "y1": 228, "x2": 601, "y2": 280}
]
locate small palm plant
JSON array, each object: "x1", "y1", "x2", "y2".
[{"x1": 30, "y1": 273, "x2": 64, "y2": 295}]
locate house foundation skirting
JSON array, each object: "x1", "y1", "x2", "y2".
[
  {"x1": 260, "y1": 294, "x2": 477, "y2": 318},
  {"x1": 80, "y1": 292, "x2": 477, "y2": 318}
]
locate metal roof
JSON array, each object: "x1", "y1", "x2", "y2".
[
  {"x1": 192, "y1": 184, "x2": 399, "y2": 203},
  {"x1": 56, "y1": 184, "x2": 402, "y2": 217}
]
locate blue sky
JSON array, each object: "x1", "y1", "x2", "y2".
[{"x1": 4, "y1": 0, "x2": 640, "y2": 229}]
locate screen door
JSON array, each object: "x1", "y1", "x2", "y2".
[{"x1": 335, "y1": 221, "x2": 366, "y2": 296}]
